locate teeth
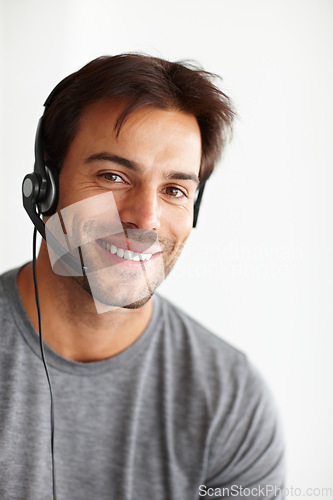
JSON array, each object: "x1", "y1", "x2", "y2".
[
  {"x1": 124, "y1": 250, "x2": 134, "y2": 260},
  {"x1": 98, "y1": 240, "x2": 153, "y2": 262}
]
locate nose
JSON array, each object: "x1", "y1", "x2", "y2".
[{"x1": 118, "y1": 187, "x2": 161, "y2": 231}]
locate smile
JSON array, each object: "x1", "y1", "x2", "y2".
[{"x1": 96, "y1": 239, "x2": 153, "y2": 261}]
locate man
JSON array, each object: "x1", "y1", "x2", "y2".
[{"x1": 0, "y1": 54, "x2": 284, "y2": 499}]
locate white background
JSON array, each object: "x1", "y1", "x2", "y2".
[{"x1": 1, "y1": 0, "x2": 332, "y2": 493}]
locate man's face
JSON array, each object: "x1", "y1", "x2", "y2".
[{"x1": 52, "y1": 100, "x2": 201, "y2": 310}]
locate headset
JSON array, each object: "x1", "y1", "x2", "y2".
[
  {"x1": 22, "y1": 87, "x2": 206, "y2": 274},
  {"x1": 22, "y1": 116, "x2": 206, "y2": 275}
]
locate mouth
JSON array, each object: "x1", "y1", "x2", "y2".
[{"x1": 96, "y1": 239, "x2": 154, "y2": 262}]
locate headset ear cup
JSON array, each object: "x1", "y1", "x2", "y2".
[{"x1": 40, "y1": 164, "x2": 59, "y2": 216}]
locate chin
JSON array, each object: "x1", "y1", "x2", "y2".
[
  {"x1": 72, "y1": 273, "x2": 159, "y2": 311},
  {"x1": 119, "y1": 294, "x2": 154, "y2": 309}
]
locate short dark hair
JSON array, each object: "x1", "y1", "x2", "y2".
[{"x1": 43, "y1": 54, "x2": 236, "y2": 183}]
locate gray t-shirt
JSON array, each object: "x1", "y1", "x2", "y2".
[{"x1": 0, "y1": 268, "x2": 284, "y2": 499}]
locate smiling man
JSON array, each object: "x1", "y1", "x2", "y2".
[{"x1": 0, "y1": 55, "x2": 284, "y2": 499}]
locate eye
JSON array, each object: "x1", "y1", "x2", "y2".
[
  {"x1": 162, "y1": 186, "x2": 187, "y2": 199},
  {"x1": 98, "y1": 172, "x2": 125, "y2": 183}
]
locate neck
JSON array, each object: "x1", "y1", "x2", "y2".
[{"x1": 17, "y1": 243, "x2": 154, "y2": 362}]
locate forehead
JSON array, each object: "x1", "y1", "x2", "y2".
[{"x1": 69, "y1": 99, "x2": 202, "y2": 176}]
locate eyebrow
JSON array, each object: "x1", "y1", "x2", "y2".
[
  {"x1": 84, "y1": 153, "x2": 139, "y2": 171},
  {"x1": 84, "y1": 152, "x2": 200, "y2": 186}
]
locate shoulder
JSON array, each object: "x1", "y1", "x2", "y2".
[
  {"x1": 0, "y1": 266, "x2": 28, "y2": 340},
  {"x1": 155, "y1": 293, "x2": 276, "y2": 420},
  {"x1": 155, "y1": 294, "x2": 285, "y2": 486},
  {"x1": 156, "y1": 292, "x2": 248, "y2": 381},
  {"x1": 0, "y1": 267, "x2": 20, "y2": 306}
]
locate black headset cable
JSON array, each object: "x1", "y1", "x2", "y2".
[{"x1": 32, "y1": 225, "x2": 57, "y2": 500}]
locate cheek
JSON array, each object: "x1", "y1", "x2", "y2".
[
  {"x1": 58, "y1": 171, "x2": 75, "y2": 207},
  {"x1": 167, "y1": 211, "x2": 193, "y2": 246},
  {"x1": 58, "y1": 171, "x2": 89, "y2": 208}
]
